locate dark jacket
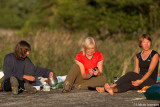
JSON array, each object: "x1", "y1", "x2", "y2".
[{"x1": 1, "y1": 53, "x2": 51, "y2": 89}]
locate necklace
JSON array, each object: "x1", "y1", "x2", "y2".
[
  {"x1": 85, "y1": 55, "x2": 93, "y2": 60},
  {"x1": 141, "y1": 50, "x2": 152, "y2": 61}
]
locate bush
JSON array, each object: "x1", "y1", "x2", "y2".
[{"x1": 1, "y1": 0, "x2": 160, "y2": 38}]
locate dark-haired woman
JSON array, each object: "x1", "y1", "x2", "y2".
[
  {"x1": 96, "y1": 34, "x2": 159, "y2": 95},
  {"x1": 1, "y1": 40, "x2": 53, "y2": 95}
]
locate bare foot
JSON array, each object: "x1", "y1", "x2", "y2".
[
  {"x1": 96, "y1": 87, "x2": 105, "y2": 93},
  {"x1": 104, "y1": 83, "x2": 114, "y2": 95},
  {"x1": 110, "y1": 83, "x2": 117, "y2": 88}
]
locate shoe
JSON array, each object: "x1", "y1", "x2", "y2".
[
  {"x1": 62, "y1": 82, "x2": 71, "y2": 93},
  {"x1": 24, "y1": 83, "x2": 37, "y2": 94},
  {"x1": 10, "y1": 76, "x2": 19, "y2": 95}
]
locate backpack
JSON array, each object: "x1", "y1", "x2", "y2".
[{"x1": 144, "y1": 83, "x2": 160, "y2": 100}]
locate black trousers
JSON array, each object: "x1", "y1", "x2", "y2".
[
  {"x1": 115, "y1": 72, "x2": 155, "y2": 93},
  {"x1": 4, "y1": 77, "x2": 26, "y2": 91}
]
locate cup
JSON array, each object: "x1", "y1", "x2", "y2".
[
  {"x1": 43, "y1": 85, "x2": 50, "y2": 91},
  {"x1": 48, "y1": 76, "x2": 58, "y2": 87},
  {"x1": 33, "y1": 86, "x2": 40, "y2": 91}
]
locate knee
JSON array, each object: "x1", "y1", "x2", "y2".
[
  {"x1": 70, "y1": 63, "x2": 80, "y2": 72},
  {"x1": 95, "y1": 75, "x2": 107, "y2": 84},
  {"x1": 125, "y1": 72, "x2": 137, "y2": 76}
]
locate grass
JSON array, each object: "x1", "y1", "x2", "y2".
[{"x1": 0, "y1": 29, "x2": 160, "y2": 83}]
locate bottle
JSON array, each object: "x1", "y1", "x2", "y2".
[
  {"x1": 43, "y1": 81, "x2": 50, "y2": 91},
  {"x1": 114, "y1": 77, "x2": 118, "y2": 83},
  {"x1": 57, "y1": 82, "x2": 64, "y2": 88}
]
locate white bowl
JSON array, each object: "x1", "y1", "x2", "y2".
[{"x1": 33, "y1": 86, "x2": 40, "y2": 91}]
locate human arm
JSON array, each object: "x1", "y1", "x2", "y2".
[
  {"x1": 23, "y1": 70, "x2": 53, "y2": 82},
  {"x1": 33, "y1": 66, "x2": 53, "y2": 78},
  {"x1": 23, "y1": 75, "x2": 35, "y2": 81},
  {"x1": 94, "y1": 60, "x2": 103, "y2": 76},
  {"x1": 132, "y1": 53, "x2": 159, "y2": 86},
  {"x1": 3, "y1": 54, "x2": 14, "y2": 78},
  {"x1": 49, "y1": 72, "x2": 53, "y2": 77},
  {"x1": 24, "y1": 57, "x2": 53, "y2": 78},
  {"x1": 94, "y1": 52, "x2": 103, "y2": 76},
  {"x1": 75, "y1": 61, "x2": 93, "y2": 79}
]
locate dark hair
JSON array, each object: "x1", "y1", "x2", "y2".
[
  {"x1": 14, "y1": 40, "x2": 31, "y2": 60},
  {"x1": 139, "y1": 34, "x2": 152, "y2": 48}
]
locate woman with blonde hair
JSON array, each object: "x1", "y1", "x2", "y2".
[
  {"x1": 62, "y1": 37, "x2": 107, "y2": 93},
  {"x1": 96, "y1": 34, "x2": 159, "y2": 95}
]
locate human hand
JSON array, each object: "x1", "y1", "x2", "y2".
[
  {"x1": 93, "y1": 67, "x2": 99, "y2": 76},
  {"x1": 132, "y1": 80, "x2": 143, "y2": 86},
  {"x1": 88, "y1": 69, "x2": 94, "y2": 76},
  {"x1": 23, "y1": 75, "x2": 35, "y2": 81},
  {"x1": 49, "y1": 72, "x2": 53, "y2": 77},
  {"x1": 27, "y1": 76, "x2": 35, "y2": 81}
]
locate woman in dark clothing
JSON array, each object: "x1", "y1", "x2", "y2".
[
  {"x1": 96, "y1": 34, "x2": 159, "y2": 95},
  {"x1": 1, "y1": 40, "x2": 53, "y2": 95}
]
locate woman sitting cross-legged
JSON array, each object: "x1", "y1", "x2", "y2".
[
  {"x1": 96, "y1": 34, "x2": 159, "y2": 95},
  {"x1": 62, "y1": 37, "x2": 107, "y2": 93}
]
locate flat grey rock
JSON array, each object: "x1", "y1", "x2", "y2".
[{"x1": 0, "y1": 89, "x2": 159, "y2": 107}]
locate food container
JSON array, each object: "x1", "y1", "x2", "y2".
[
  {"x1": 48, "y1": 76, "x2": 58, "y2": 87},
  {"x1": 33, "y1": 86, "x2": 40, "y2": 91},
  {"x1": 43, "y1": 85, "x2": 50, "y2": 91},
  {"x1": 114, "y1": 77, "x2": 118, "y2": 83}
]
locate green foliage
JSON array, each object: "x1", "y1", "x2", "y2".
[
  {"x1": 52, "y1": 0, "x2": 160, "y2": 37},
  {"x1": 0, "y1": 0, "x2": 160, "y2": 38},
  {"x1": 0, "y1": 31, "x2": 160, "y2": 82},
  {"x1": 0, "y1": 0, "x2": 33, "y2": 28},
  {"x1": 51, "y1": 0, "x2": 102, "y2": 34}
]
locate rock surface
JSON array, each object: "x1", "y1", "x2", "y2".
[{"x1": 0, "y1": 89, "x2": 159, "y2": 107}]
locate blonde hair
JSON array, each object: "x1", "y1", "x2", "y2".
[{"x1": 81, "y1": 37, "x2": 96, "y2": 55}]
